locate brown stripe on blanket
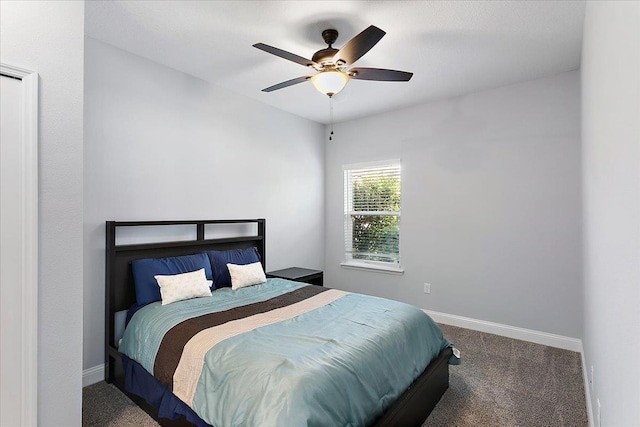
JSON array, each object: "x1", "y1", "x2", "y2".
[{"x1": 154, "y1": 285, "x2": 329, "y2": 390}]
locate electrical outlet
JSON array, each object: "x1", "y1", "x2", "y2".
[
  {"x1": 596, "y1": 398, "x2": 601, "y2": 427},
  {"x1": 423, "y1": 283, "x2": 431, "y2": 294}
]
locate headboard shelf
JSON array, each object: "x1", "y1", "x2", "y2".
[
  {"x1": 109, "y1": 219, "x2": 264, "y2": 227},
  {"x1": 113, "y1": 236, "x2": 264, "y2": 253}
]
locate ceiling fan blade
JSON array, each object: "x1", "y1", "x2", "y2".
[
  {"x1": 348, "y1": 67, "x2": 413, "y2": 82},
  {"x1": 261, "y1": 76, "x2": 311, "y2": 92},
  {"x1": 253, "y1": 43, "x2": 319, "y2": 68},
  {"x1": 333, "y1": 25, "x2": 386, "y2": 67}
]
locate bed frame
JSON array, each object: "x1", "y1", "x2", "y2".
[{"x1": 105, "y1": 219, "x2": 451, "y2": 427}]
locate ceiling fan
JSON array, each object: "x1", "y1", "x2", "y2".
[{"x1": 253, "y1": 25, "x2": 413, "y2": 97}]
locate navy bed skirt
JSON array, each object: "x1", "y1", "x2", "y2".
[{"x1": 122, "y1": 354, "x2": 213, "y2": 427}]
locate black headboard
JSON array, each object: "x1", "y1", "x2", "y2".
[{"x1": 104, "y1": 219, "x2": 265, "y2": 384}]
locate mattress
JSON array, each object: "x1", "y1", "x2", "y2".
[{"x1": 119, "y1": 278, "x2": 451, "y2": 427}]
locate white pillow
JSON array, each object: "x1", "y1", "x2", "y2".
[
  {"x1": 227, "y1": 262, "x2": 267, "y2": 290},
  {"x1": 154, "y1": 268, "x2": 212, "y2": 305}
]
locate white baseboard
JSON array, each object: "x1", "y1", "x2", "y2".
[
  {"x1": 82, "y1": 364, "x2": 105, "y2": 387},
  {"x1": 422, "y1": 309, "x2": 583, "y2": 352}
]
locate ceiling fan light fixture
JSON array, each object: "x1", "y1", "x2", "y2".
[{"x1": 311, "y1": 70, "x2": 349, "y2": 97}]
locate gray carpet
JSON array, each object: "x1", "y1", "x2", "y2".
[
  {"x1": 425, "y1": 324, "x2": 588, "y2": 426},
  {"x1": 83, "y1": 380, "x2": 158, "y2": 427},
  {"x1": 83, "y1": 324, "x2": 588, "y2": 427}
]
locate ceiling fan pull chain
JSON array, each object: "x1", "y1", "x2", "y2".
[{"x1": 329, "y1": 96, "x2": 334, "y2": 141}]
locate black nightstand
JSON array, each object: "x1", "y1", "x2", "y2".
[{"x1": 267, "y1": 267, "x2": 323, "y2": 286}]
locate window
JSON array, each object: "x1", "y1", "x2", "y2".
[{"x1": 343, "y1": 160, "x2": 402, "y2": 273}]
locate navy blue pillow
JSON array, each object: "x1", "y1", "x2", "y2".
[
  {"x1": 206, "y1": 247, "x2": 261, "y2": 288},
  {"x1": 131, "y1": 252, "x2": 213, "y2": 306}
]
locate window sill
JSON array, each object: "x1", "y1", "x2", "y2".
[{"x1": 340, "y1": 261, "x2": 405, "y2": 275}]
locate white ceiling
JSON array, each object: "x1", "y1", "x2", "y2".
[{"x1": 85, "y1": 1, "x2": 585, "y2": 125}]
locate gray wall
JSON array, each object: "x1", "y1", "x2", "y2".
[
  {"x1": 83, "y1": 38, "x2": 325, "y2": 371},
  {"x1": 581, "y1": 2, "x2": 640, "y2": 425},
  {"x1": 325, "y1": 71, "x2": 582, "y2": 338},
  {"x1": 0, "y1": 1, "x2": 84, "y2": 425}
]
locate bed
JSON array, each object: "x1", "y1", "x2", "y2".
[{"x1": 105, "y1": 219, "x2": 455, "y2": 427}]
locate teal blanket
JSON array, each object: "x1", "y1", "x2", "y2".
[{"x1": 120, "y1": 279, "x2": 451, "y2": 427}]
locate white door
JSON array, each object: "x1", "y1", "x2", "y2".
[{"x1": 0, "y1": 66, "x2": 38, "y2": 426}]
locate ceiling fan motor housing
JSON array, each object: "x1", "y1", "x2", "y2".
[{"x1": 312, "y1": 47, "x2": 339, "y2": 66}]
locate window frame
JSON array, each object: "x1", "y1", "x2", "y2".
[{"x1": 341, "y1": 159, "x2": 404, "y2": 275}]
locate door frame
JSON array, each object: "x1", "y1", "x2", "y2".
[{"x1": 1, "y1": 63, "x2": 38, "y2": 425}]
